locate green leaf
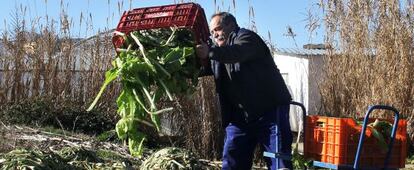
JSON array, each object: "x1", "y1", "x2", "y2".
[
  {"x1": 148, "y1": 57, "x2": 171, "y2": 78},
  {"x1": 148, "y1": 89, "x2": 164, "y2": 132},
  {"x1": 127, "y1": 90, "x2": 137, "y2": 117},
  {"x1": 130, "y1": 32, "x2": 157, "y2": 74},
  {"x1": 118, "y1": 51, "x2": 127, "y2": 60},
  {"x1": 116, "y1": 57, "x2": 124, "y2": 68},
  {"x1": 115, "y1": 118, "x2": 129, "y2": 140},
  {"x1": 131, "y1": 89, "x2": 152, "y2": 114},
  {"x1": 163, "y1": 47, "x2": 182, "y2": 63},
  {"x1": 87, "y1": 68, "x2": 119, "y2": 111},
  {"x1": 158, "y1": 79, "x2": 173, "y2": 101},
  {"x1": 136, "y1": 77, "x2": 156, "y2": 111},
  {"x1": 165, "y1": 60, "x2": 182, "y2": 73},
  {"x1": 151, "y1": 114, "x2": 161, "y2": 132},
  {"x1": 182, "y1": 46, "x2": 194, "y2": 57},
  {"x1": 152, "y1": 87, "x2": 164, "y2": 102},
  {"x1": 152, "y1": 107, "x2": 174, "y2": 115},
  {"x1": 116, "y1": 90, "x2": 128, "y2": 117},
  {"x1": 369, "y1": 126, "x2": 388, "y2": 153},
  {"x1": 130, "y1": 62, "x2": 152, "y2": 73},
  {"x1": 128, "y1": 130, "x2": 146, "y2": 157},
  {"x1": 116, "y1": 89, "x2": 126, "y2": 104},
  {"x1": 180, "y1": 47, "x2": 194, "y2": 64},
  {"x1": 105, "y1": 68, "x2": 120, "y2": 85},
  {"x1": 117, "y1": 104, "x2": 127, "y2": 117}
]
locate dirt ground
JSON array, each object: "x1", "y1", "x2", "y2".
[
  {"x1": 1, "y1": 123, "x2": 413, "y2": 170},
  {"x1": 0, "y1": 124, "x2": 224, "y2": 169}
]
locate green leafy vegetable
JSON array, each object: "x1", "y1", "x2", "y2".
[
  {"x1": 367, "y1": 119, "x2": 393, "y2": 153},
  {"x1": 88, "y1": 28, "x2": 200, "y2": 156}
]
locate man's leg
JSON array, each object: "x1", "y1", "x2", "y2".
[
  {"x1": 259, "y1": 105, "x2": 293, "y2": 170},
  {"x1": 222, "y1": 123, "x2": 257, "y2": 170}
]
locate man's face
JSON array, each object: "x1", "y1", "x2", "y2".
[{"x1": 210, "y1": 16, "x2": 233, "y2": 47}]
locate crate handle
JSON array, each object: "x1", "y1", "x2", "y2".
[
  {"x1": 353, "y1": 105, "x2": 400, "y2": 169},
  {"x1": 316, "y1": 121, "x2": 325, "y2": 127}
]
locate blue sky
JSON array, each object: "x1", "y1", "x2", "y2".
[{"x1": 0, "y1": 0, "x2": 324, "y2": 49}]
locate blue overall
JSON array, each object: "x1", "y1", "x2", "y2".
[{"x1": 222, "y1": 105, "x2": 293, "y2": 170}]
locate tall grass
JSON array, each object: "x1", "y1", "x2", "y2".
[
  {"x1": 319, "y1": 0, "x2": 414, "y2": 141},
  {"x1": 0, "y1": 0, "x2": 239, "y2": 160},
  {"x1": 0, "y1": 0, "x2": 283, "y2": 160},
  {"x1": 160, "y1": 78, "x2": 223, "y2": 159},
  {"x1": 0, "y1": 2, "x2": 117, "y2": 107}
]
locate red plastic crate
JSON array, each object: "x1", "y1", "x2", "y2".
[
  {"x1": 112, "y1": 2, "x2": 210, "y2": 49},
  {"x1": 304, "y1": 116, "x2": 407, "y2": 168}
]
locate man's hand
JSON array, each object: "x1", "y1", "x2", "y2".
[{"x1": 196, "y1": 42, "x2": 209, "y2": 59}]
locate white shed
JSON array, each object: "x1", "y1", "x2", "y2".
[{"x1": 273, "y1": 46, "x2": 325, "y2": 132}]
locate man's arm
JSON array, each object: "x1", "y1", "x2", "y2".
[
  {"x1": 209, "y1": 31, "x2": 265, "y2": 64},
  {"x1": 196, "y1": 43, "x2": 213, "y2": 76},
  {"x1": 198, "y1": 58, "x2": 213, "y2": 77}
]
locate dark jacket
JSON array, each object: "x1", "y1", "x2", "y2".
[{"x1": 201, "y1": 28, "x2": 291, "y2": 126}]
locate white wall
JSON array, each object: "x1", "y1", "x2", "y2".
[
  {"x1": 273, "y1": 52, "x2": 324, "y2": 132},
  {"x1": 308, "y1": 56, "x2": 324, "y2": 115},
  {"x1": 274, "y1": 54, "x2": 308, "y2": 132}
]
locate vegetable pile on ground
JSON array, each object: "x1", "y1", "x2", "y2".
[
  {"x1": 0, "y1": 148, "x2": 134, "y2": 170},
  {"x1": 0, "y1": 124, "x2": 146, "y2": 169},
  {"x1": 140, "y1": 147, "x2": 205, "y2": 170},
  {"x1": 87, "y1": 28, "x2": 201, "y2": 156},
  {"x1": 0, "y1": 149, "x2": 69, "y2": 170}
]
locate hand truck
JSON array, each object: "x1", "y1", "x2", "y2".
[{"x1": 263, "y1": 101, "x2": 307, "y2": 169}]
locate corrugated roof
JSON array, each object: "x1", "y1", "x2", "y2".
[
  {"x1": 73, "y1": 29, "x2": 115, "y2": 47},
  {"x1": 275, "y1": 48, "x2": 326, "y2": 57}
]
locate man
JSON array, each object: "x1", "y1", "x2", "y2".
[{"x1": 196, "y1": 12, "x2": 293, "y2": 170}]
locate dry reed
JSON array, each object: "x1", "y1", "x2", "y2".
[
  {"x1": 0, "y1": 2, "x2": 117, "y2": 108},
  {"x1": 0, "y1": 0, "x2": 231, "y2": 160},
  {"x1": 319, "y1": 0, "x2": 414, "y2": 142}
]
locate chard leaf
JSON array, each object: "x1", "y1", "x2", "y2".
[
  {"x1": 116, "y1": 118, "x2": 129, "y2": 140},
  {"x1": 87, "y1": 68, "x2": 119, "y2": 111},
  {"x1": 150, "y1": 114, "x2": 161, "y2": 132},
  {"x1": 128, "y1": 130, "x2": 146, "y2": 157},
  {"x1": 163, "y1": 47, "x2": 182, "y2": 63},
  {"x1": 369, "y1": 126, "x2": 388, "y2": 153}
]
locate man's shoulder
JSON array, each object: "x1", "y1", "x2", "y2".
[
  {"x1": 236, "y1": 28, "x2": 262, "y2": 39},
  {"x1": 236, "y1": 28, "x2": 263, "y2": 42},
  {"x1": 237, "y1": 28, "x2": 255, "y2": 35}
]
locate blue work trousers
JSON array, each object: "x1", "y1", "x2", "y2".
[{"x1": 222, "y1": 105, "x2": 293, "y2": 170}]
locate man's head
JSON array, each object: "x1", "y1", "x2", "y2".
[{"x1": 210, "y1": 12, "x2": 239, "y2": 47}]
